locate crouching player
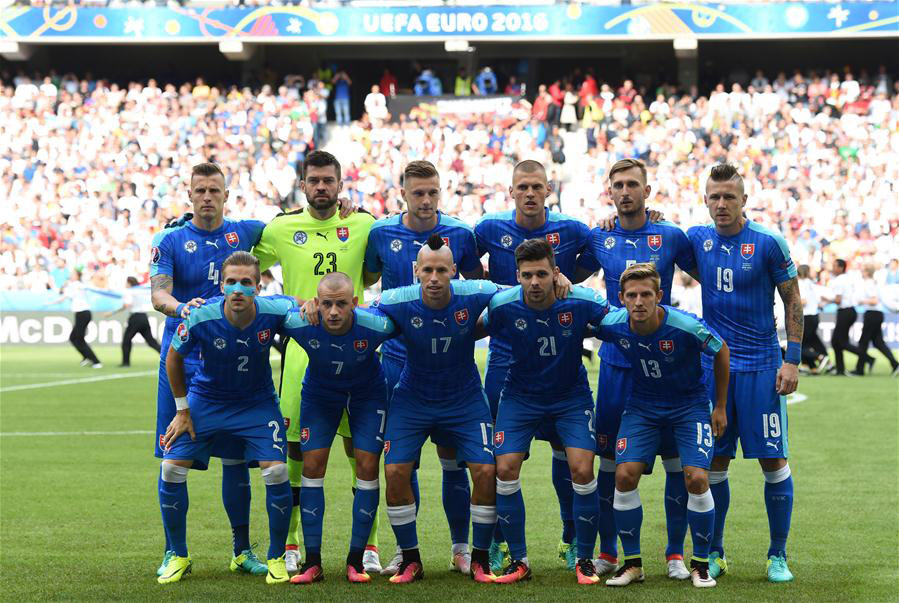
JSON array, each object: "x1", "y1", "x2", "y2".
[
  {"x1": 158, "y1": 251, "x2": 296, "y2": 584},
  {"x1": 595, "y1": 264, "x2": 729, "y2": 588},
  {"x1": 287, "y1": 272, "x2": 397, "y2": 584},
  {"x1": 479, "y1": 238, "x2": 611, "y2": 584},
  {"x1": 373, "y1": 234, "x2": 499, "y2": 584}
]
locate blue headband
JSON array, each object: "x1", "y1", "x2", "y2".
[{"x1": 223, "y1": 283, "x2": 257, "y2": 298}]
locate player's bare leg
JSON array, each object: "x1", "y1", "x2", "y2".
[{"x1": 436, "y1": 445, "x2": 472, "y2": 574}]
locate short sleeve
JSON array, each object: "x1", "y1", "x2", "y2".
[
  {"x1": 364, "y1": 232, "x2": 383, "y2": 274},
  {"x1": 252, "y1": 223, "x2": 280, "y2": 272},
  {"x1": 766, "y1": 234, "x2": 798, "y2": 285},
  {"x1": 576, "y1": 228, "x2": 601, "y2": 274},
  {"x1": 170, "y1": 319, "x2": 196, "y2": 356},
  {"x1": 673, "y1": 228, "x2": 697, "y2": 273},
  {"x1": 244, "y1": 220, "x2": 267, "y2": 248},
  {"x1": 150, "y1": 232, "x2": 174, "y2": 277},
  {"x1": 474, "y1": 221, "x2": 489, "y2": 257},
  {"x1": 457, "y1": 230, "x2": 481, "y2": 273},
  {"x1": 695, "y1": 318, "x2": 724, "y2": 356}
]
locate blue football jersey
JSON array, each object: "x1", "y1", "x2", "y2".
[
  {"x1": 687, "y1": 221, "x2": 797, "y2": 372},
  {"x1": 597, "y1": 305, "x2": 723, "y2": 407},
  {"x1": 364, "y1": 211, "x2": 480, "y2": 363},
  {"x1": 577, "y1": 218, "x2": 696, "y2": 368},
  {"x1": 474, "y1": 208, "x2": 590, "y2": 365},
  {"x1": 373, "y1": 280, "x2": 498, "y2": 402},
  {"x1": 484, "y1": 286, "x2": 610, "y2": 398},
  {"x1": 282, "y1": 307, "x2": 397, "y2": 390},
  {"x1": 150, "y1": 218, "x2": 266, "y2": 363},
  {"x1": 170, "y1": 295, "x2": 296, "y2": 404}
]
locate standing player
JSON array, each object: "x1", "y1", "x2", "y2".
[
  {"x1": 480, "y1": 239, "x2": 610, "y2": 585},
  {"x1": 594, "y1": 263, "x2": 728, "y2": 588},
  {"x1": 687, "y1": 164, "x2": 802, "y2": 582},
  {"x1": 573, "y1": 158, "x2": 698, "y2": 578},
  {"x1": 373, "y1": 236, "x2": 498, "y2": 584},
  {"x1": 157, "y1": 252, "x2": 294, "y2": 584},
  {"x1": 474, "y1": 159, "x2": 588, "y2": 570},
  {"x1": 364, "y1": 160, "x2": 483, "y2": 575},
  {"x1": 252, "y1": 150, "x2": 382, "y2": 572},
  {"x1": 282, "y1": 273, "x2": 396, "y2": 584},
  {"x1": 150, "y1": 163, "x2": 267, "y2": 577}
]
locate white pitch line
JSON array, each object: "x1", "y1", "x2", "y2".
[
  {"x1": 0, "y1": 370, "x2": 155, "y2": 393},
  {"x1": 0, "y1": 430, "x2": 153, "y2": 437}
]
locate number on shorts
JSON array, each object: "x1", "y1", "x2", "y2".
[
  {"x1": 268, "y1": 420, "x2": 283, "y2": 442},
  {"x1": 537, "y1": 336, "x2": 557, "y2": 356},
  {"x1": 332, "y1": 360, "x2": 343, "y2": 375},
  {"x1": 640, "y1": 358, "x2": 661, "y2": 378},
  {"x1": 585, "y1": 408, "x2": 596, "y2": 434},
  {"x1": 376, "y1": 409, "x2": 387, "y2": 434},
  {"x1": 696, "y1": 422, "x2": 713, "y2": 447},
  {"x1": 237, "y1": 355, "x2": 249, "y2": 372},
  {"x1": 762, "y1": 412, "x2": 781, "y2": 438}
]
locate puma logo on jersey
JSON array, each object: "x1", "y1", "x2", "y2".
[
  {"x1": 637, "y1": 342, "x2": 652, "y2": 351},
  {"x1": 433, "y1": 318, "x2": 447, "y2": 327},
  {"x1": 720, "y1": 244, "x2": 733, "y2": 255},
  {"x1": 331, "y1": 344, "x2": 345, "y2": 351},
  {"x1": 236, "y1": 338, "x2": 249, "y2": 347},
  {"x1": 413, "y1": 240, "x2": 426, "y2": 247},
  {"x1": 205, "y1": 240, "x2": 219, "y2": 248},
  {"x1": 625, "y1": 239, "x2": 639, "y2": 247},
  {"x1": 316, "y1": 232, "x2": 328, "y2": 240},
  {"x1": 536, "y1": 318, "x2": 549, "y2": 326}
]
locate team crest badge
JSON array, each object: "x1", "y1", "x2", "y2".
[
  {"x1": 501, "y1": 234, "x2": 514, "y2": 248},
  {"x1": 598, "y1": 434, "x2": 608, "y2": 451},
  {"x1": 616, "y1": 438, "x2": 627, "y2": 454},
  {"x1": 515, "y1": 318, "x2": 527, "y2": 331},
  {"x1": 390, "y1": 239, "x2": 402, "y2": 252},
  {"x1": 411, "y1": 316, "x2": 423, "y2": 329},
  {"x1": 354, "y1": 339, "x2": 368, "y2": 352},
  {"x1": 558, "y1": 311, "x2": 573, "y2": 327},
  {"x1": 703, "y1": 239, "x2": 713, "y2": 252},
  {"x1": 151, "y1": 246, "x2": 160, "y2": 264},
  {"x1": 383, "y1": 440, "x2": 391, "y2": 456},
  {"x1": 659, "y1": 340, "x2": 675, "y2": 354},
  {"x1": 604, "y1": 236, "x2": 616, "y2": 250},
  {"x1": 741, "y1": 243, "x2": 755, "y2": 259},
  {"x1": 648, "y1": 234, "x2": 662, "y2": 251},
  {"x1": 300, "y1": 428, "x2": 310, "y2": 445},
  {"x1": 441, "y1": 236, "x2": 450, "y2": 247},
  {"x1": 618, "y1": 338, "x2": 630, "y2": 350},
  {"x1": 176, "y1": 323, "x2": 188, "y2": 343},
  {"x1": 293, "y1": 230, "x2": 307, "y2": 245},
  {"x1": 214, "y1": 337, "x2": 226, "y2": 350},
  {"x1": 494, "y1": 431, "x2": 504, "y2": 448},
  {"x1": 545, "y1": 232, "x2": 561, "y2": 248},
  {"x1": 454, "y1": 309, "x2": 469, "y2": 325},
  {"x1": 336, "y1": 227, "x2": 350, "y2": 242},
  {"x1": 257, "y1": 329, "x2": 271, "y2": 345},
  {"x1": 308, "y1": 339, "x2": 320, "y2": 349},
  {"x1": 183, "y1": 240, "x2": 197, "y2": 253},
  {"x1": 159, "y1": 434, "x2": 165, "y2": 449},
  {"x1": 225, "y1": 232, "x2": 239, "y2": 248}
]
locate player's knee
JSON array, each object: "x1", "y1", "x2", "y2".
[
  {"x1": 614, "y1": 466, "x2": 640, "y2": 491},
  {"x1": 384, "y1": 463, "x2": 410, "y2": 484},
  {"x1": 301, "y1": 458, "x2": 326, "y2": 480},
  {"x1": 569, "y1": 462, "x2": 595, "y2": 485},
  {"x1": 354, "y1": 454, "x2": 378, "y2": 481},
  {"x1": 495, "y1": 460, "x2": 520, "y2": 482},
  {"x1": 160, "y1": 462, "x2": 190, "y2": 483},
  {"x1": 261, "y1": 463, "x2": 289, "y2": 485},
  {"x1": 683, "y1": 467, "x2": 709, "y2": 493},
  {"x1": 468, "y1": 463, "x2": 495, "y2": 488},
  {"x1": 759, "y1": 457, "x2": 788, "y2": 473}
]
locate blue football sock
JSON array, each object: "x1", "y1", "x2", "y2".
[
  {"x1": 597, "y1": 463, "x2": 618, "y2": 560},
  {"x1": 471, "y1": 504, "x2": 497, "y2": 551},
  {"x1": 410, "y1": 468, "x2": 421, "y2": 515},
  {"x1": 440, "y1": 459, "x2": 471, "y2": 546},
  {"x1": 351, "y1": 479, "x2": 380, "y2": 552},
  {"x1": 493, "y1": 520, "x2": 505, "y2": 544},
  {"x1": 386, "y1": 503, "x2": 418, "y2": 550},
  {"x1": 551, "y1": 451, "x2": 575, "y2": 542},
  {"x1": 764, "y1": 465, "x2": 794, "y2": 558},
  {"x1": 264, "y1": 479, "x2": 292, "y2": 559},
  {"x1": 709, "y1": 471, "x2": 730, "y2": 557},
  {"x1": 573, "y1": 479, "x2": 599, "y2": 560},
  {"x1": 299, "y1": 477, "x2": 325, "y2": 556},
  {"x1": 496, "y1": 479, "x2": 527, "y2": 560},
  {"x1": 613, "y1": 488, "x2": 642, "y2": 559},
  {"x1": 159, "y1": 464, "x2": 189, "y2": 558},
  {"x1": 686, "y1": 489, "x2": 715, "y2": 561},
  {"x1": 664, "y1": 467, "x2": 688, "y2": 558},
  {"x1": 158, "y1": 467, "x2": 172, "y2": 552},
  {"x1": 221, "y1": 461, "x2": 251, "y2": 555}
]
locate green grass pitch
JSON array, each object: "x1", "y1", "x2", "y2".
[{"x1": 1, "y1": 344, "x2": 896, "y2": 601}]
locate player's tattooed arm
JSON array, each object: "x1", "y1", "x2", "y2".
[
  {"x1": 151, "y1": 274, "x2": 180, "y2": 317},
  {"x1": 777, "y1": 277, "x2": 804, "y2": 345}
]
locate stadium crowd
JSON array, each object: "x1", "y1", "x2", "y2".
[{"x1": 1, "y1": 66, "x2": 896, "y2": 298}]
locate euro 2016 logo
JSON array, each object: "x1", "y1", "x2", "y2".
[{"x1": 176, "y1": 323, "x2": 188, "y2": 343}]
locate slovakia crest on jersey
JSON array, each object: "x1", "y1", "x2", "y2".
[
  {"x1": 257, "y1": 329, "x2": 271, "y2": 345},
  {"x1": 545, "y1": 232, "x2": 561, "y2": 248},
  {"x1": 225, "y1": 232, "x2": 239, "y2": 248},
  {"x1": 441, "y1": 236, "x2": 450, "y2": 247},
  {"x1": 616, "y1": 438, "x2": 627, "y2": 454},
  {"x1": 647, "y1": 234, "x2": 662, "y2": 251},
  {"x1": 300, "y1": 428, "x2": 310, "y2": 445},
  {"x1": 383, "y1": 440, "x2": 391, "y2": 456},
  {"x1": 151, "y1": 246, "x2": 160, "y2": 264},
  {"x1": 558, "y1": 311, "x2": 573, "y2": 327},
  {"x1": 176, "y1": 323, "x2": 189, "y2": 343},
  {"x1": 354, "y1": 339, "x2": 368, "y2": 353},
  {"x1": 336, "y1": 227, "x2": 350, "y2": 242},
  {"x1": 740, "y1": 243, "x2": 755, "y2": 259},
  {"x1": 494, "y1": 431, "x2": 504, "y2": 448},
  {"x1": 454, "y1": 309, "x2": 469, "y2": 325},
  {"x1": 659, "y1": 339, "x2": 675, "y2": 355}
]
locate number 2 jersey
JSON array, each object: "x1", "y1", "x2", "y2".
[
  {"x1": 372, "y1": 280, "x2": 499, "y2": 402},
  {"x1": 150, "y1": 218, "x2": 266, "y2": 364},
  {"x1": 170, "y1": 295, "x2": 297, "y2": 404},
  {"x1": 687, "y1": 220, "x2": 797, "y2": 372}
]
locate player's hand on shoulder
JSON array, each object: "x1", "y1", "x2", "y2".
[
  {"x1": 775, "y1": 362, "x2": 799, "y2": 395},
  {"x1": 555, "y1": 273, "x2": 572, "y2": 299},
  {"x1": 165, "y1": 213, "x2": 193, "y2": 229},
  {"x1": 598, "y1": 213, "x2": 617, "y2": 231},
  {"x1": 163, "y1": 410, "x2": 195, "y2": 450},
  {"x1": 338, "y1": 197, "x2": 356, "y2": 219},
  {"x1": 647, "y1": 208, "x2": 665, "y2": 223},
  {"x1": 181, "y1": 297, "x2": 205, "y2": 318},
  {"x1": 712, "y1": 406, "x2": 727, "y2": 438},
  {"x1": 300, "y1": 298, "x2": 320, "y2": 325}
]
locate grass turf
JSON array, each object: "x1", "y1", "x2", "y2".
[{"x1": 1, "y1": 344, "x2": 896, "y2": 601}]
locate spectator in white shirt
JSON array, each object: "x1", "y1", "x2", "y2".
[
  {"x1": 825, "y1": 259, "x2": 861, "y2": 376},
  {"x1": 364, "y1": 85, "x2": 389, "y2": 125},
  {"x1": 797, "y1": 264, "x2": 830, "y2": 373},
  {"x1": 852, "y1": 264, "x2": 899, "y2": 376},
  {"x1": 46, "y1": 269, "x2": 102, "y2": 368}
]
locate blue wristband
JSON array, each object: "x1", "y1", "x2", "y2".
[
  {"x1": 785, "y1": 341, "x2": 801, "y2": 365},
  {"x1": 175, "y1": 303, "x2": 185, "y2": 318}
]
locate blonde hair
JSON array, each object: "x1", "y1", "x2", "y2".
[
  {"x1": 608, "y1": 158, "x2": 647, "y2": 184},
  {"x1": 619, "y1": 262, "x2": 661, "y2": 292}
]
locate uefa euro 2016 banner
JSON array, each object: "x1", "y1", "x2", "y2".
[{"x1": 1, "y1": 3, "x2": 896, "y2": 41}]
